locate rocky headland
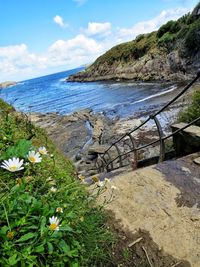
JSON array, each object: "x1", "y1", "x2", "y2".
[
  {"x1": 0, "y1": 81, "x2": 17, "y2": 89},
  {"x1": 68, "y1": 3, "x2": 200, "y2": 82}
]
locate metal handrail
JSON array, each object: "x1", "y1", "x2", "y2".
[
  {"x1": 104, "y1": 116, "x2": 200, "y2": 169},
  {"x1": 96, "y1": 69, "x2": 200, "y2": 172}
]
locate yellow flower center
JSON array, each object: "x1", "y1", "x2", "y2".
[
  {"x1": 49, "y1": 223, "x2": 58, "y2": 231},
  {"x1": 10, "y1": 166, "x2": 17, "y2": 171},
  {"x1": 57, "y1": 208, "x2": 62, "y2": 212},
  {"x1": 39, "y1": 150, "x2": 45, "y2": 155},
  {"x1": 78, "y1": 175, "x2": 85, "y2": 181},
  {"x1": 29, "y1": 156, "x2": 36, "y2": 163},
  {"x1": 92, "y1": 176, "x2": 99, "y2": 183},
  {"x1": 7, "y1": 231, "x2": 14, "y2": 239}
]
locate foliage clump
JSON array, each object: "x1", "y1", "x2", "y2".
[
  {"x1": 179, "y1": 88, "x2": 200, "y2": 126},
  {"x1": 184, "y1": 17, "x2": 200, "y2": 52},
  {"x1": 0, "y1": 100, "x2": 113, "y2": 266}
]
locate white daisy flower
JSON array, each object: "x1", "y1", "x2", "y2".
[
  {"x1": 27, "y1": 151, "x2": 42, "y2": 163},
  {"x1": 111, "y1": 185, "x2": 117, "y2": 190},
  {"x1": 104, "y1": 178, "x2": 111, "y2": 183},
  {"x1": 56, "y1": 207, "x2": 63, "y2": 213},
  {"x1": 49, "y1": 216, "x2": 60, "y2": 231},
  {"x1": 97, "y1": 181, "x2": 104, "y2": 188},
  {"x1": 1, "y1": 157, "x2": 24, "y2": 172},
  {"x1": 50, "y1": 187, "x2": 57, "y2": 193},
  {"x1": 38, "y1": 146, "x2": 48, "y2": 155}
]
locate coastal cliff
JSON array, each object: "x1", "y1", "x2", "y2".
[
  {"x1": 68, "y1": 3, "x2": 200, "y2": 82},
  {"x1": 0, "y1": 81, "x2": 17, "y2": 88}
]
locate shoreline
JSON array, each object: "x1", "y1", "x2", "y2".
[
  {"x1": 27, "y1": 97, "x2": 187, "y2": 176},
  {"x1": 26, "y1": 82, "x2": 199, "y2": 176}
]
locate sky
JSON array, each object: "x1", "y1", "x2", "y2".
[{"x1": 0, "y1": 0, "x2": 198, "y2": 82}]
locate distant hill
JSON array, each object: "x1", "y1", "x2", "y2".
[{"x1": 68, "y1": 2, "x2": 200, "y2": 82}]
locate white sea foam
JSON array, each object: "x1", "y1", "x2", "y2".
[
  {"x1": 132, "y1": 85, "x2": 177, "y2": 105},
  {"x1": 59, "y1": 78, "x2": 66, "y2": 82}
]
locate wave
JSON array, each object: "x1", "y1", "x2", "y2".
[
  {"x1": 132, "y1": 85, "x2": 177, "y2": 105},
  {"x1": 102, "y1": 85, "x2": 177, "y2": 113},
  {"x1": 59, "y1": 78, "x2": 66, "y2": 82}
]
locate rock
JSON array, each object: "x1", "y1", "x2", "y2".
[
  {"x1": 88, "y1": 144, "x2": 110, "y2": 154},
  {"x1": 171, "y1": 123, "x2": 200, "y2": 156},
  {"x1": 75, "y1": 153, "x2": 82, "y2": 161},
  {"x1": 86, "y1": 154, "x2": 98, "y2": 160},
  {"x1": 181, "y1": 167, "x2": 191, "y2": 174},
  {"x1": 194, "y1": 157, "x2": 200, "y2": 165},
  {"x1": 0, "y1": 81, "x2": 17, "y2": 88}
]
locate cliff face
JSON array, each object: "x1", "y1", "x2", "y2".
[{"x1": 68, "y1": 3, "x2": 200, "y2": 82}]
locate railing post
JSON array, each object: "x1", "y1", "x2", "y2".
[
  {"x1": 105, "y1": 151, "x2": 114, "y2": 170},
  {"x1": 127, "y1": 133, "x2": 138, "y2": 168},
  {"x1": 152, "y1": 115, "x2": 165, "y2": 162},
  {"x1": 114, "y1": 143, "x2": 123, "y2": 168},
  {"x1": 95, "y1": 159, "x2": 102, "y2": 173}
]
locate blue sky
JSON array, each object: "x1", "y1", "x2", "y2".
[{"x1": 0, "y1": 0, "x2": 198, "y2": 81}]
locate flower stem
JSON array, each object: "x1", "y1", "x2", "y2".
[{"x1": 3, "y1": 203, "x2": 11, "y2": 231}]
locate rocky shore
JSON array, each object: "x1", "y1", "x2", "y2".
[
  {"x1": 67, "y1": 51, "x2": 196, "y2": 83},
  {"x1": 27, "y1": 97, "x2": 187, "y2": 176}
]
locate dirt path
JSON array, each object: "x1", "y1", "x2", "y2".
[{"x1": 99, "y1": 153, "x2": 200, "y2": 266}]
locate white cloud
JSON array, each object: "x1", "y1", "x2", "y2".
[
  {"x1": 53, "y1": 15, "x2": 68, "y2": 28},
  {"x1": 117, "y1": 7, "x2": 189, "y2": 41},
  {"x1": 0, "y1": 35, "x2": 104, "y2": 81},
  {"x1": 48, "y1": 34, "x2": 103, "y2": 66},
  {"x1": 0, "y1": 7, "x2": 192, "y2": 81},
  {"x1": 73, "y1": 0, "x2": 87, "y2": 6},
  {"x1": 85, "y1": 22, "x2": 112, "y2": 36}
]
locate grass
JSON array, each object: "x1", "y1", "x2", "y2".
[{"x1": 0, "y1": 99, "x2": 114, "y2": 266}]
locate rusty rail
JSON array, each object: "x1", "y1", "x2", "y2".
[{"x1": 96, "y1": 69, "x2": 200, "y2": 173}]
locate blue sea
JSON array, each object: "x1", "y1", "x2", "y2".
[{"x1": 0, "y1": 67, "x2": 181, "y2": 118}]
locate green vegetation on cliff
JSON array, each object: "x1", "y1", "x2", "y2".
[
  {"x1": 68, "y1": 2, "x2": 200, "y2": 82},
  {"x1": 179, "y1": 86, "x2": 200, "y2": 126},
  {"x1": 91, "y1": 2, "x2": 200, "y2": 67},
  {"x1": 0, "y1": 99, "x2": 113, "y2": 266},
  {"x1": 92, "y1": 31, "x2": 157, "y2": 67}
]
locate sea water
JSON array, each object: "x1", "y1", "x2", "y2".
[{"x1": 0, "y1": 67, "x2": 180, "y2": 118}]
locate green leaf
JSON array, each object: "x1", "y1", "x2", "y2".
[
  {"x1": 58, "y1": 240, "x2": 70, "y2": 254},
  {"x1": 47, "y1": 242, "x2": 53, "y2": 254},
  {"x1": 40, "y1": 216, "x2": 46, "y2": 236},
  {"x1": 1, "y1": 139, "x2": 32, "y2": 160},
  {"x1": 34, "y1": 244, "x2": 44, "y2": 253},
  {"x1": 16, "y1": 232, "x2": 36, "y2": 242},
  {"x1": 60, "y1": 225, "x2": 73, "y2": 232},
  {"x1": 71, "y1": 262, "x2": 80, "y2": 267},
  {"x1": 8, "y1": 254, "x2": 19, "y2": 266},
  {"x1": 0, "y1": 225, "x2": 9, "y2": 236}
]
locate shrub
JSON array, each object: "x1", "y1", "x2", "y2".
[
  {"x1": 157, "y1": 20, "x2": 179, "y2": 38},
  {"x1": 135, "y1": 34, "x2": 145, "y2": 42},
  {"x1": 184, "y1": 18, "x2": 200, "y2": 52},
  {"x1": 158, "y1": 32, "x2": 176, "y2": 46},
  {"x1": 178, "y1": 89, "x2": 200, "y2": 126}
]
